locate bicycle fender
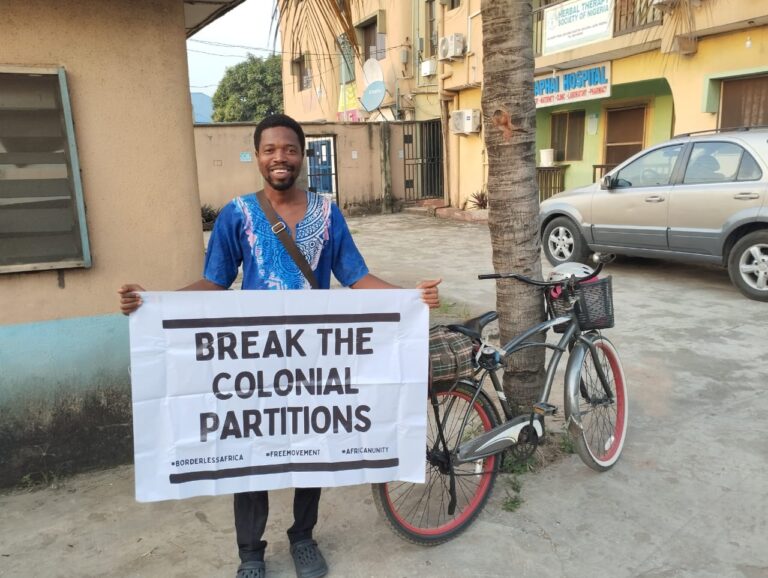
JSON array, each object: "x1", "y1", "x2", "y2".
[{"x1": 563, "y1": 337, "x2": 592, "y2": 434}]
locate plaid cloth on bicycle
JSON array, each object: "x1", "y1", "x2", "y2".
[{"x1": 429, "y1": 326, "x2": 474, "y2": 384}]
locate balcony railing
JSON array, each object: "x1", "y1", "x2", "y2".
[
  {"x1": 537, "y1": 165, "x2": 568, "y2": 202},
  {"x1": 533, "y1": 0, "x2": 662, "y2": 57},
  {"x1": 614, "y1": 0, "x2": 663, "y2": 36}
]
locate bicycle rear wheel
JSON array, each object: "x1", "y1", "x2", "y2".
[
  {"x1": 371, "y1": 381, "x2": 500, "y2": 545},
  {"x1": 566, "y1": 334, "x2": 628, "y2": 472}
]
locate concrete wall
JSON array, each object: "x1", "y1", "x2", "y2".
[
  {"x1": 0, "y1": 0, "x2": 204, "y2": 486},
  {"x1": 193, "y1": 122, "x2": 410, "y2": 215},
  {"x1": 194, "y1": 124, "x2": 264, "y2": 209}
]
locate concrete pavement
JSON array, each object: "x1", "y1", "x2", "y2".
[{"x1": 1, "y1": 212, "x2": 767, "y2": 578}]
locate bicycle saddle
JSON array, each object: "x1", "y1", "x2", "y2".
[{"x1": 446, "y1": 311, "x2": 498, "y2": 341}]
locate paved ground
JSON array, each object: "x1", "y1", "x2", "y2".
[{"x1": 1, "y1": 213, "x2": 767, "y2": 578}]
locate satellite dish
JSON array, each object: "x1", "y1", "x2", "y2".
[
  {"x1": 360, "y1": 80, "x2": 386, "y2": 112},
  {"x1": 362, "y1": 58, "x2": 384, "y2": 84}
]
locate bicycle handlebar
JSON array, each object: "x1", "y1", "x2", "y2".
[{"x1": 478, "y1": 254, "x2": 612, "y2": 286}]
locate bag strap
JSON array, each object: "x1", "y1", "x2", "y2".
[{"x1": 255, "y1": 190, "x2": 319, "y2": 289}]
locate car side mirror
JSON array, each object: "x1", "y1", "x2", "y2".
[{"x1": 600, "y1": 174, "x2": 614, "y2": 190}]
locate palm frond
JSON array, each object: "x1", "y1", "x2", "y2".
[{"x1": 274, "y1": 0, "x2": 362, "y2": 63}]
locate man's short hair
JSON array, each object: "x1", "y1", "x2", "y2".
[{"x1": 253, "y1": 114, "x2": 305, "y2": 153}]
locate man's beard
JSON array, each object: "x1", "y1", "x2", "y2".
[{"x1": 265, "y1": 171, "x2": 297, "y2": 191}]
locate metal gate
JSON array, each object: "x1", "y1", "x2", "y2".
[
  {"x1": 403, "y1": 119, "x2": 443, "y2": 201},
  {"x1": 306, "y1": 136, "x2": 337, "y2": 204}
]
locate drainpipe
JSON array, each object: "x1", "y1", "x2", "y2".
[
  {"x1": 438, "y1": 2, "x2": 451, "y2": 207},
  {"x1": 380, "y1": 121, "x2": 392, "y2": 213}
]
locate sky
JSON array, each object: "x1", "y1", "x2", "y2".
[{"x1": 186, "y1": 1, "x2": 280, "y2": 97}]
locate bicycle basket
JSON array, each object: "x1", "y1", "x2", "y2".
[
  {"x1": 548, "y1": 276, "x2": 615, "y2": 333},
  {"x1": 429, "y1": 326, "x2": 475, "y2": 384}
]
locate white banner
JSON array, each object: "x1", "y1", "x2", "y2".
[
  {"x1": 129, "y1": 289, "x2": 429, "y2": 502},
  {"x1": 543, "y1": 0, "x2": 613, "y2": 55}
]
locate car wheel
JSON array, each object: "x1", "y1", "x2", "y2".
[
  {"x1": 727, "y1": 230, "x2": 768, "y2": 302},
  {"x1": 542, "y1": 217, "x2": 591, "y2": 265}
]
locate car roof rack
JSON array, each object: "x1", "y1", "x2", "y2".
[{"x1": 673, "y1": 125, "x2": 768, "y2": 138}]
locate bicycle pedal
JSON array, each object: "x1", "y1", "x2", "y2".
[{"x1": 533, "y1": 402, "x2": 557, "y2": 416}]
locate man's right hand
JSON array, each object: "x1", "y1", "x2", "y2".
[{"x1": 118, "y1": 284, "x2": 145, "y2": 315}]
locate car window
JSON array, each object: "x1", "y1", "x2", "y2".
[
  {"x1": 614, "y1": 144, "x2": 683, "y2": 188},
  {"x1": 736, "y1": 151, "x2": 763, "y2": 181},
  {"x1": 683, "y1": 141, "x2": 759, "y2": 184}
]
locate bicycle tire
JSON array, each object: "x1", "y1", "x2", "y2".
[
  {"x1": 565, "y1": 334, "x2": 628, "y2": 472},
  {"x1": 371, "y1": 381, "x2": 501, "y2": 545}
]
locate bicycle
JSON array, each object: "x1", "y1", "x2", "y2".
[{"x1": 371, "y1": 255, "x2": 628, "y2": 545}]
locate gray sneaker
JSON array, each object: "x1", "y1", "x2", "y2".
[{"x1": 290, "y1": 539, "x2": 328, "y2": 578}]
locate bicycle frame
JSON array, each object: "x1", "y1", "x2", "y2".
[{"x1": 436, "y1": 310, "x2": 613, "y2": 465}]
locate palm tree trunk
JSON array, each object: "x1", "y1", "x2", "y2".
[{"x1": 481, "y1": 0, "x2": 545, "y2": 409}]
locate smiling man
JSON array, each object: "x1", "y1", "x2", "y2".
[{"x1": 118, "y1": 113, "x2": 440, "y2": 578}]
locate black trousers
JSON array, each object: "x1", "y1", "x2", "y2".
[{"x1": 234, "y1": 488, "x2": 322, "y2": 563}]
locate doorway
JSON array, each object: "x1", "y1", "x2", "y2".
[
  {"x1": 306, "y1": 136, "x2": 337, "y2": 204},
  {"x1": 604, "y1": 106, "x2": 646, "y2": 166},
  {"x1": 403, "y1": 119, "x2": 443, "y2": 201}
]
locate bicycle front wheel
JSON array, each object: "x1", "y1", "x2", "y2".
[
  {"x1": 371, "y1": 381, "x2": 500, "y2": 545},
  {"x1": 566, "y1": 334, "x2": 628, "y2": 472}
]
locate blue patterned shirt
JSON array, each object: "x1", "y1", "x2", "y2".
[{"x1": 203, "y1": 192, "x2": 369, "y2": 290}]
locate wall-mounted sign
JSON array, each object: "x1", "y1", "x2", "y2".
[
  {"x1": 239, "y1": 152, "x2": 252, "y2": 163},
  {"x1": 337, "y1": 82, "x2": 361, "y2": 122},
  {"x1": 534, "y1": 62, "x2": 611, "y2": 108},
  {"x1": 543, "y1": 0, "x2": 613, "y2": 55}
]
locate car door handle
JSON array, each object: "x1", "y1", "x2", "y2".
[
  {"x1": 733, "y1": 192, "x2": 760, "y2": 200},
  {"x1": 644, "y1": 195, "x2": 665, "y2": 203}
]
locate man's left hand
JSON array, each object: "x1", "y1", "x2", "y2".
[{"x1": 416, "y1": 279, "x2": 441, "y2": 309}]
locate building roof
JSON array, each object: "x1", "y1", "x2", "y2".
[{"x1": 184, "y1": 0, "x2": 247, "y2": 38}]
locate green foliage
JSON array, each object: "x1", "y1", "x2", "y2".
[
  {"x1": 559, "y1": 432, "x2": 576, "y2": 454},
  {"x1": 502, "y1": 477, "x2": 523, "y2": 512},
  {"x1": 212, "y1": 54, "x2": 284, "y2": 123},
  {"x1": 500, "y1": 453, "x2": 538, "y2": 474},
  {"x1": 467, "y1": 189, "x2": 489, "y2": 210},
  {"x1": 502, "y1": 494, "x2": 523, "y2": 512}
]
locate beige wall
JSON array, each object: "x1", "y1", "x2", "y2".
[
  {"x1": 440, "y1": 0, "x2": 484, "y2": 93},
  {"x1": 0, "y1": 0, "x2": 203, "y2": 325},
  {"x1": 610, "y1": 27, "x2": 768, "y2": 134},
  {"x1": 447, "y1": 88, "x2": 485, "y2": 210},
  {"x1": 281, "y1": 1, "x2": 428, "y2": 124},
  {"x1": 193, "y1": 122, "x2": 408, "y2": 214},
  {"x1": 194, "y1": 124, "x2": 264, "y2": 209}
]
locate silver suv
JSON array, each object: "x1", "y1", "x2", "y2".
[{"x1": 540, "y1": 128, "x2": 768, "y2": 301}]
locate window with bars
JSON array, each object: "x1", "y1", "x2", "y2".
[
  {"x1": 0, "y1": 68, "x2": 90, "y2": 274},
  {"x1": 614, "y1": 0, "x2": 662, "y2": 36},
  {"x1": 551, "y1": 110, "x2": 585, "y2": 162}
]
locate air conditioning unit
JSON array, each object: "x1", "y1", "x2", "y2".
[
  {"x1": 420, "y1": 58, "x2": 437, "y2": 77},
  {"x1": 438, "y1": 33, "x2": 465, "y2": 61},
  {"x1": 449, "y1": 109, "x2": 481, "y2": 134}
]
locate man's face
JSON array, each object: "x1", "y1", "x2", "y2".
[{"x1": 256, "y1": 126, "x2": 303, "y2": 192}]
